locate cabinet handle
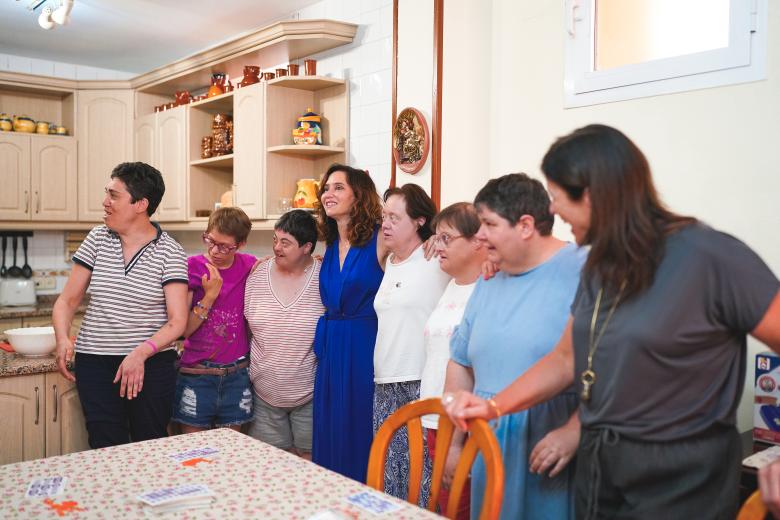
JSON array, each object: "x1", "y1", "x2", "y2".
[
  {"x1": 35, "y1": 191, "x2": 40, "y2": 214},
  {"x1": 24, "y1": 190, "x2": 29, "y2": 213},
  {"x1": 34, "y1": 386, "x2": 40, "y2": 425},
  {"x1": 52, "y1": 384, "x2": 58, "y2": 423}
]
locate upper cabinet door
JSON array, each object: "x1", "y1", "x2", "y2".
[
  {"x1": 77, "y1": 90, "x2": 134, "y2": 221},
  {"x1": 155, "y1": 107, "x2": 188, "y2": 222},
  {"x1": 31, "y1": 136, "x2": 78, "y2": 221},
  {"x1": 0, "y1": 133, "x2": 31, "y2": 221},
  {"x1": 233, "y1": 83, "x2": 264, "y2": 219},
  {"x1": 134, "y1": 112, "x2": 157, "y2": 167}
]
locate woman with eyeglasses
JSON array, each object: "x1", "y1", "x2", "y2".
[
  {"x1": 171, "y1": 207, "x2": 257, "y2": 434},
  {"x1": 417, "y1": 202, "x2": 487, "y2": 518},
  {"x1": 371, "y1": 184, "x2": 450, "y2": 503}
]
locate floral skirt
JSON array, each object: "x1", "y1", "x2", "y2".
[{"x1": 372, "y1": 380, "x2": 431, "y2": 507}]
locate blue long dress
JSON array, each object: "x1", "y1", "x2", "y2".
[{"x1": 312, "y1": 229, "x2": 384, "y2": 481}]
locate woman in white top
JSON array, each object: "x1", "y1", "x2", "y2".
[
  {"x1": 419, "y1": 202, "x2": 487, "y2": 519},
  {"x1": 373, "y1": 184, "x2": 450, "y2": 503}
]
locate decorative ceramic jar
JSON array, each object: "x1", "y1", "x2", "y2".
[
  {"x1": 55, "y1": 126, "x2": 68, "y2": 135},
  {"x1": 208, "y1": 73, "x2": 226, "y2": 98},
  {"x1": 13, "y1": 116, "x2": 35, "y2": 133},
  {"x1": 174, "y1": 90, "x2": 191, "y2": 106},
  {"x1": 292, "y1": 108, "x2": 322, "y2": 145},
  {"x1": 36, "y1": 121, "x2": 50, "y2": 134},
  {"x1": 0, "y1": 114, "x2": 12, "y2": 132},
  {"x1": 201, "y1": 136, "x2": 213, "y2": 159},
  {"x1": 239, "y1": 66, "x2": 260, "y2": 87},
  {"x1": 293, "y1": 179, "x2": 320, "y2": 209},
  {"x1": 211, "y1": 113, "x2": 233, "y2": 155}
]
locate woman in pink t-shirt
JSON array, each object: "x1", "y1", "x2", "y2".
[{"x1": 172, "y1": 207, "x2": 257, "y2": 433}]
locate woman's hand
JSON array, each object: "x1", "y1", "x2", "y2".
[
  {"x1": 443, "y1": 391, "x2": 492, "y2": 431},
  {"x1": 113, "y1": 344, "x2": 152, "y2": 400},
  {"x1": 55, "y1": 336, "x2": 76, "y2": 382},
  {"x1": 423, "y1": 235, "x2": 438, "y2": 260},
  {"x1": 250, "y1": 255, "x2": 273, "y2": 274},
  {"x1": 201, "y1": 263, "x2": 223, "y2": 300},
  {"x1": 442, "y1": 444, "x2": 462, "y2": 488},
  {"x1": 481, "y1": 260, "x2": 499, "y2": 280},
  {"x1": 529, "y1": 417, "x2": 580, "y2": 477}
]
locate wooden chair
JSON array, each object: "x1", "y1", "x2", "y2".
[
  {"x1": 737, "y1": 490, "x2": 768, "y2": 520},
  {"x1": 366, "y1": 397, "x2": 504, "y2": 520}
]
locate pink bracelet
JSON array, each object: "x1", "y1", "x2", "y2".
[{"x1": 144, "y1": 339, "x2": 159, "y2": 354}]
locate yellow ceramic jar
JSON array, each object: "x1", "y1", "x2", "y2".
[
  {"x1": 13, "y1": 116, "x2": 36, "y2": 133},
  {"x1": 36, "y1": 121, "x2": 50, "y2": 134}
]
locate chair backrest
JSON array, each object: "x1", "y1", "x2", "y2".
[
  {"x1": 366, "y1": 397, "x2": 504, "y2": 520},
  {"x1": 737, "y1": 490, "x2": 768, "y2": 520}
]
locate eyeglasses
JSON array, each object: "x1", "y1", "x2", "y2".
[
  {"x1": 434, "y1": 233, "x2": 464, "y2": 247},
  {"x1": 202, "y1": 233, "x2": 238, "y2": 254}
]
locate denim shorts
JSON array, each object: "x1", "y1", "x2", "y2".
[{"x1": 172, "y1": 358, "x2": 253, "y2": 428}]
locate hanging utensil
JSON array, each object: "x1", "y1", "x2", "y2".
[
  {"x1": 0, "y1": 236, "x2": 7, "y2": 277},
  {"x1": 8, "y1": 236, "x2": 23, "y2": 278},
  {"x1": 21, "y1": 236, "x2": 33, "y2": 279}
]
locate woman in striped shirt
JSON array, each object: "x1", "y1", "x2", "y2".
[
  {"x1": 245, "y1": 210, "x2": 324, "y2": 459},
  {"x1": 53, "y1": 162, "x2": 189, "y2": 448}
]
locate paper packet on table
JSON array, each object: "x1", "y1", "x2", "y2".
[
  {"x1": 137, "y1": 483, "x2": 215, "y2": 514},
  {"x1": 743, "y1": 445, "x2": 780, "y2": 469}
]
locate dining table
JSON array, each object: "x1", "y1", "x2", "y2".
[{"x1": 0, "y1": 428, "x2": 441, "y2": 519}]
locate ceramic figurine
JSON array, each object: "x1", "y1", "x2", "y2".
[
  {"x1": 13, "y1": 116, "x2": 35, "y2": 133},
  {"x1": 0, "y1": 113, "x2": 11, "y2": 132},
  {"x1": 207, "y1": 73, "x2": 226, "y2": 98},
  {"x1": 293, "y1": 179, "x2": 320, "y2": 209},
  {"x1": 292, "y1": 107, "x2": 322, "y2": 145}
]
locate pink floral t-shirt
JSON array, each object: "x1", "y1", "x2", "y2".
[{"x1": 181, "y1": 252, "x2": 256, "y2": 366}]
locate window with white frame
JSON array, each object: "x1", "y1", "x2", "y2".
[{"x1": 564, "y1": 0, "x2": 767, "y2": 107}]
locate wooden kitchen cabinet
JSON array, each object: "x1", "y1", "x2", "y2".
[
  {"x1": 233, "y1": 82, "x2": 265, "y2": 219},
  {"x1": 0, "y1": 133, "x2": 31, "y2": 221},
  {"x1": 132, "y1": 108, "x2": 188, "y2": 221},
  {"x1": 31, "y1": 136, "x2": 78, "y2": 221},
  {"x1": 0, "y1": 372, "x2": 89, "y2": 465},
  {"x1": 77, "y1": 89, "x2": 134, "y2": 221},
  {"x1": 0, "y1": 134, "x2": 76, "y2": 222},
  {"x1": 0, "y1": 373, "x2": 46, "y2": 464}
]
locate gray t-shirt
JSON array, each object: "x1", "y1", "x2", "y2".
[{"x1": 572, "y1": 223, "x2": 779, "y2": 441}]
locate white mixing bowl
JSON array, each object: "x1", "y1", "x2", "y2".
[{"x1": 4, "y1": 326, "x2": 56, "y2": 357}]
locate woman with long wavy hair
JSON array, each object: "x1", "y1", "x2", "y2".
[
  {"x1": 445, "y1": 125, "x2": 780, "y2": 518},
  {"x1": 311, "y1": 163, "x2": 389, "y2": 481}
]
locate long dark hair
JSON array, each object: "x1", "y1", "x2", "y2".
[
  {"x1": 316, "y1": 164, "x2": 382, "y2": 247},
  {"x1": 541, "y1": 124, "x2": 695, "y2": 298}
]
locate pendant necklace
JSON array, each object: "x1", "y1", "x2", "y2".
[{"x1": 581, "y1": 280, "x2": 626, "y2": 403}]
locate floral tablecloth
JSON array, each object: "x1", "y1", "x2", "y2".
[{"x1": 0, "y1": 428, "x2": 441, "y2": 519}]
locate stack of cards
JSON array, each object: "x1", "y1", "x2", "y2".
[{"x1": 137, "y1": 484, "x2": 215, "y2": 515}]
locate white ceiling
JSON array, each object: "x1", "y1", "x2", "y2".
[{"x1": 0, "y1": 0, "x2": 321, "y2": 74}]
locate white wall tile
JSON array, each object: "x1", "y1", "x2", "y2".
[
  {"x1": 361, "y1": 101, "x2": 391, "y2": 136},
  {"x1": 342, "y1": 0, "x2": 362, "y2": 23},
  {"x1": 361, "y1": 0, "x2": 382, "y2": 14},
  {"x1": 298, "y1": 2, "x2": 327, "y2": 20},
  {"x1": 74, "y1": 65, "x2": 98, "y2": 80},
  {"x1": 360, "y1": 9, "x2": 382, "y2": 44},
  {"x1": 359, "y1": 39, "x2": 390, "y2": 75},
  {"x1": 350, "y1": 106, "x2": 365, "y2": 139},
  {"x1": 379, "y1": 5, "x2": 393, "y2": 39},
  {"x1": 53, "y1": 62, "x2": 77, "y2": 79},
  {"x1": 0, "y1": 54, "x2": 9, "y2": 71},
  {"x1": 30, "y1": 58, "x2": 55, "y2": 77},
  {"x1": 8, "y1": 55, "x2": 33, "y2": 74},
  {"x1": 325, "y1": 0, "x2": 345, "y2": 20}
]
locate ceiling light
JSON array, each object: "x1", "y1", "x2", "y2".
[
  {"x1": 51, "y1": 0, "x2": 74, "y2": 25},
  {"x1": 38, "y1": 6, "x2": 54, "y2": 29}
]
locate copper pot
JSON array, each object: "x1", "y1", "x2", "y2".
[
  {"x1": 275, "y1": 68, "x2": 287, "y2": 77},
  {"x1": 262, "y1": 72, "x2": 275, "y2": 81},
  {"x1": 287, "y1": 63, "x2": 300, "y2": 76},
  {"x1": 304, "y1": 59, "x2": 317, "y2": 75},
  {"x1": 239, "y1": 66, "x2": 260, "y2": 87}
]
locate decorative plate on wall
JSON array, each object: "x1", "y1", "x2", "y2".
[{"x1": 392, "y1": 107, "x2": 429, "y2": 174}]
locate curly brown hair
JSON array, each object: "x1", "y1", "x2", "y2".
[{"x1": 316, "y1": 164, "x2": 382, "y2": 247}]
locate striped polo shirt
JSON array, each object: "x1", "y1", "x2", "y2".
[
  {"x1": 72, "y1": 224, "x2": 188, "y2": 356},
  {"x1": 245, "y1": 258, "x2": 325, "y2": 408}
]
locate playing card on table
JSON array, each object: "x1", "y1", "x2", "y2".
[
  {"x1": 26, "y1": 476, "x2": 67, "y2": 498},
  {"x1": 168, "y1": 447, "x2": 219, "y2": 463},
  {"x1": 345, "y1": 491, "x2": 403, "y2": 515},
  {"x1": 137, "y1": 484, "x2": 214, "y2": 506}
]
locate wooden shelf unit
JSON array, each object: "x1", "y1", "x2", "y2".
[{"x1": 267, "y1": 144, "x2": 345, "y2": 156}]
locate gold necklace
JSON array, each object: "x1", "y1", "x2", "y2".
[{"x1": 580, "y1": 281, "x2": 626, "y2": 403}]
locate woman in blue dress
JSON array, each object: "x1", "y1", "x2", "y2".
[{"x1": 312, "y1": 164, "x2": 388, "y2": 481}]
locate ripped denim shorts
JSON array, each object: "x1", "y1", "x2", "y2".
[{"x1": 172, "y1": 357, "x2": 253, "y2": 428}]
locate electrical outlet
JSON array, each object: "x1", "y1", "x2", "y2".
[{"x1": 33, "y1": 276, "x2": 56, "y2": 290}]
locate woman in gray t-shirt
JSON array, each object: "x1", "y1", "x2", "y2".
[{"x1": 444, "y1": 124, "x2": 780, "y2": 519}]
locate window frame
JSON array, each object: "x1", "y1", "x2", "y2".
[{"x1": 563, "y1": 0, "x2": 767, "y2": 108}]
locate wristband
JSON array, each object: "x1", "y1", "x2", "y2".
[
  {"x1": 195, "y1": 301, "x2": 210, "y2": 311},
  {"x1": 487, "y1": 398, "x2": 502, "y2": 419},
  {"x1": 144, "y1": 339, "x2": 159, "y2": 354}
]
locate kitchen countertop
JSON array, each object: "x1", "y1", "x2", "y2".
[
  {"x1": 0, "y1": 295, "x2": 88, "y2": 320},
  {"x1": 0, "y1": 351, "x2": 71, "y2": 378}
]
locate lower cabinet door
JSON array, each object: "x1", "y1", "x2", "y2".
[
  {"x1": 0, "y1": 373, "x2": 46, "y2": 464},
  {"x1": 45, "y1": 372, "x2": 89, "y2": 457}
]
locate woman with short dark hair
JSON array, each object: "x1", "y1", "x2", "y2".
[
  {"x1": 371, "y1": 184, "x2": 450, "y2": 503},
  {"x1": 53, "y1": 162, "x2": 188, "y2": 448},
  {"x1": 446, "y1": 125, "x2": 780, "y2": 519}
]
